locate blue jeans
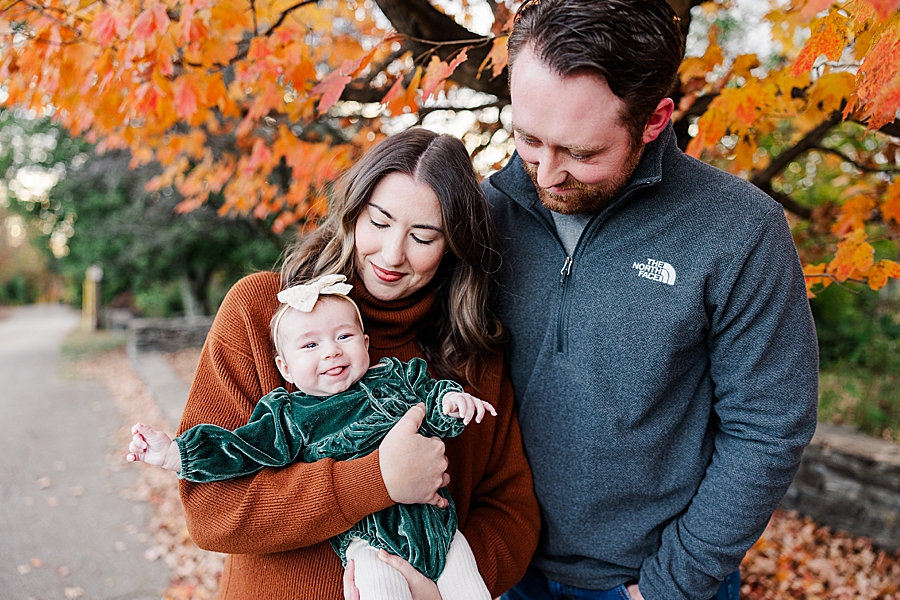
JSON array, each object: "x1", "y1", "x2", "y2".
[{"x1": 501, "y1": 566, "x2": 741, "y2": 600}]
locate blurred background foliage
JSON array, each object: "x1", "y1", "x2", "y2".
[{"x1": 0, "y1": 106, "x2": 286, "y2": 317}]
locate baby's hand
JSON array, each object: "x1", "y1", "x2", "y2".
[
  {"x1": 442, "y1": 392, "x2": 497, "y2": 425},
  {"x1": 126, "y1": 423, "x2": 181, "y2": 472}
]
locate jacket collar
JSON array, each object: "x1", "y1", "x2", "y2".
[{"x1": 489, "y1": 122, "x2": 677, "y2": 216}]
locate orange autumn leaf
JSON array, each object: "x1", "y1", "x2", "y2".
[
  {"x1": 832, "y1": 194, "x2": 876, "y2": 235},
  {"x1": 311, "y1": 50, "x2": 378, "y2": 115},
  {"x1": 828, "y1": 229, "x2": 875, "y2": 282},
  {"x1": 679, "y1": 30, "x2": 724, "y2": 83},
  {"x1": 801, "y1": 0, "x2": 837, "y2": 18},
  {"x1": 420, "y1": 50, "x2": 469, "y2": 102},
  {"x1": 478, "y1": 36, "x2": 508, "y2": 80},
  {"x1": 132, "y1": 3, "x2": 169, "y2": 40},
  {"x1": 866, "y1": 259, "x2": 900, "y2": 290},
  {"x1": 881, "y1": 179, "x2": 900, "y2": 224},
  {"x1": 792, "y1": 11, "x2": 849, "y2": 76},
  {"x1": 91, "y1": 8, "x2": 130, "y2": 46},
  {"x1": 855, "y1": 19, "x2": 900, "y2": 129},
  {"x1": 173, "y1": 75, "x2": 203, "y2": 120},
  {"x1": 862, "y1": 0, "x2": 900, "y2": 20},
  {"x1": 730, "y1": 54, "x2": 761, "y2": 79},
  {"x1": 312, "y1": 71, "x2": 352, "y2": 115},
  {"x1": 382, "y1": 66, "x2": 423, "y2": 115},
  {"x1": 803, "y1": 263, "x2": 831, "y2": 298}
]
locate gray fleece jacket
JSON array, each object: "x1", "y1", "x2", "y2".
[{"x1": 483, "y1": 124, "x2": 818, "y2": 599}]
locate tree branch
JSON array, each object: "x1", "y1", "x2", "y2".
[
  {"x1": 751, "y1": 111, "x2": 843, "y2": 188},
  {"x1": 373, "y1": 0, "x2": 507, "y2": 98},
  {"x1": 816, "y1": 146, "x2": 900, "y2": 173}
]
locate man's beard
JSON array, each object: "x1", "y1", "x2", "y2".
[{"x1": 523, "y1": 143, "x2": 644, "y2": 215}]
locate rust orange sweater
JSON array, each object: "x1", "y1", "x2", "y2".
[{"x1": 177, "y1": 271, "x2": 540, "y2": 599}]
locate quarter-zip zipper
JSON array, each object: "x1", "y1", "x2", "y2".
[{"x1": 557, "y1": 256, "x2": 573, "y2": 352}]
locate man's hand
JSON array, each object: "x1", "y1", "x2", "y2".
[
  {"x1": 442, "y1": 392, "x2": 497, "y2": 425},
  {"x1": 379, "y1": 404, "x2": 450, "y2": 507}
]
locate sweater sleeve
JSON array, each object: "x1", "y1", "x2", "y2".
[
  {"x1": 457, "y1": 358, "x2": 541, "y2": 596},
  {"x1": 176, "y1": 272, "x2": 394, "y2": 555},
  {"x1": 396, "y1": 357, "x2": 466, "y2": 439},
  {"x1": 640, "y1": 207, "x2": 819, "y2": 598}
]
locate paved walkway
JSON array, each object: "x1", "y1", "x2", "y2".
[{"x1": 0, "y1": 304, "x2": 171, "y2": 600}]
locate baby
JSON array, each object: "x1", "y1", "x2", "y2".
[{"x1": 126, "y1": 274, "x2": 494, "y2": 600}]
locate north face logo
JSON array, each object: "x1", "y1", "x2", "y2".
[{"x1": 632, "y1": 258, "x2": 676, "y2": 285}]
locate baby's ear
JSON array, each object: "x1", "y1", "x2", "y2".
[
  {"x1": 364, "y1": 334, "x2": 370, "y2": 350},
  {"x1": 275, "y1": 355, "x2": 293, "y2": 383}
]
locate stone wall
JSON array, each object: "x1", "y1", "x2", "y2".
[
  {"x1": 127, "y1": 316, "x2": 214, "y2": 354},
  {"x1": 782, "y1": 423, "x2": 900, "y2": 552}
]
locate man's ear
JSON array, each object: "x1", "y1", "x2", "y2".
[
  {"x1": 642, "y1": 97, "x2": 675, "y2": 144},
  {"x1": 275, "y1": 355, "x2": 293, "y2": 383}
]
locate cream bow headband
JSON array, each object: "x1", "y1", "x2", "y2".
[
  {"x1": 271, "y1": 274, "x2": 362, "y2": 357},
  {"x1": 277, "y1": 273, "x2": 353, "y2": 312}
]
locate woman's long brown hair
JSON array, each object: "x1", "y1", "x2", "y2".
[{"x1": 279, "y1": 128, "x2": 503, "y2": 386}]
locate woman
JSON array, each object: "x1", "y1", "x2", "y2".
[{"x1": 176, "y1": 128, "x2": 540, "y2": 599}]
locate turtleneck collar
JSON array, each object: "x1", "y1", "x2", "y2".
[{"x1": 348, "y1": 273, "x2": 439, "y2": 350}]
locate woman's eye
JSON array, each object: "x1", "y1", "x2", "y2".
[
  {"x1": 369, "y1": 218, "x2": 388, "y2": 229},
  {"x1": 412, "y1": 235, "x2": 434, "y2": 245}
]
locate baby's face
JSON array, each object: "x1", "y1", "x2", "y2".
[{"x1": 275, "y1": 298, "x2": 370, "y2": 397}]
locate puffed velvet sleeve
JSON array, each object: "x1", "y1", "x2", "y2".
[
  {"x1": 176, "y1": 272, "x2": 394, "y2": 555},
  {"x1": 176, "y1": 389, "x2": 309, "y2": 482},
  {"x1": 394, "y1": 357, "x2": 466, "y2": 439}
]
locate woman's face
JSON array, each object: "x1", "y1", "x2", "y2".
[{"x1": 354, "y1": 172, "x2": 448, "y2": 302}]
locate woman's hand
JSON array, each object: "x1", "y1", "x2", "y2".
[
  {"x1": 379, "y1": 403, "x2": 450, "y2": 508},
  {"x1": 378, "y1": 550, "x2": 443, "y2": 600},
  {"x1": 343, "y1": 559, "x2": 360, "y2": 600}
]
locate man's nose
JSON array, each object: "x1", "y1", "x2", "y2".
[{"x1": 535, "y1": 152, "x2": 567, "y2": 189}]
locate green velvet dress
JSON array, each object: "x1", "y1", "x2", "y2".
[{"x1": 174, "y1": 356, "x2": 465, "y2": 580}]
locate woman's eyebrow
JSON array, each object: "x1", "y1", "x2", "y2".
[{"x1": 368, "y1": 202, "x2": 444, "y2": 233}]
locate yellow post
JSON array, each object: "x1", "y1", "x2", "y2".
[{"x1": 82, "y1": 265, "x2": 103, "y2": 332}]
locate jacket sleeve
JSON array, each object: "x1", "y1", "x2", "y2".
[
  {"x1": 176, "y1": 273, "x2": 394, "y2": 555},
  {"x1": 176, "y1": 389, "x2": 309, "y2": 482},
  {"x1": 398, "y1": 357, "x2": 467, "y2": 439},
  {"x1": 457, "y1": 358, "x2": 541, "y2": 596},
  {"x1": 640, "y1": 206, "x2": 819, "y2": 598}
]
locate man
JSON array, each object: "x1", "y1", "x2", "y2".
[{"x1": 483, "y1": 0, "x2": 819, "y2": 599}]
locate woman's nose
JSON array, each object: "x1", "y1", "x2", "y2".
[{"x1": 381, "y1": 232, "x2": 405, "y2": 266}]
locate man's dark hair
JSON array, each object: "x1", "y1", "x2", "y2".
[{"x1": 507, "y1": 0, "x2": 686, "y2": 138}]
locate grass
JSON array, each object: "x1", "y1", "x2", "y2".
[
  {"x1": 818, "y1": 366, "x2": 900, "y2": 442},
  {"x1": 60, "y1": 328, "x2": 128, "y2": 365}
]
